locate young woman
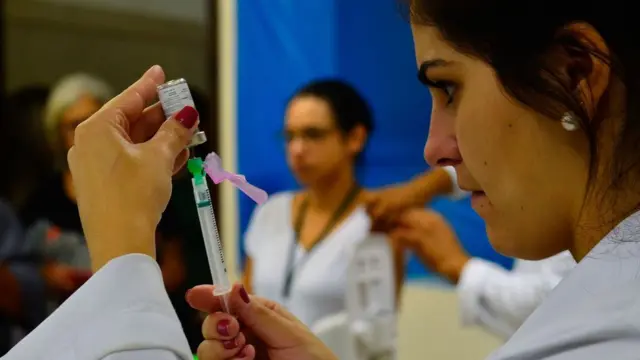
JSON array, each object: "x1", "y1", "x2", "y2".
[
  {"x1": 195, "y1": 0, "x2": 640, "y2": 359},
  {"x1": 243, "y1": 79, "x2": 405, "y2": 329}
]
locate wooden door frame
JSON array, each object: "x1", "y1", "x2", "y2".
[{"x1": 205, "y1": 0, "x2": 221, "y2": 223}]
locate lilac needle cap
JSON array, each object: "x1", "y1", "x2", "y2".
[{"x1": 203, "y1": 152, "x2": 269, "y2": 205}]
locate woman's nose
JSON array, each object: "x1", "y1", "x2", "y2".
[
  {"x1": 288, "y1": 138, "x2": 305, "y2": 156},
  {"x1": 423, "y1": 115, "x2": 462, "y2": 167}
]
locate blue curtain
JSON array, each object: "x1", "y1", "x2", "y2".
[{"x1": 236, "y1": 0, "x2": 512, "y2": 278}]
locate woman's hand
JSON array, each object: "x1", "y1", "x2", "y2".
[
  {"x1": 363, "y1": 168, "x2": 453, "y2": 231},
  {"x1": 363, "y1": 185, "x2": 425, "y2": 231},
  {"x1": 67, "y1": 65, "x2": 199, "y2": 271},
  {"x1": 389, "y1": 209, "x2": 470, "y2": 283},
  {"x1": 187, "y1": 284, "x2": 337, "y2": 360}
]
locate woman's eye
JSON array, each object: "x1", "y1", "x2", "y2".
[{"x1": 435, "y1": 81, "x2": 457, "y2": 105}]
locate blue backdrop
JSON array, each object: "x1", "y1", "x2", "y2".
[{"x1": 236, "y1": 0, "x2": 512, "y2": 278}]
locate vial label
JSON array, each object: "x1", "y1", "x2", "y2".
[{"x1": 158, "y1": 81, "x2": 195, "y2": 119}]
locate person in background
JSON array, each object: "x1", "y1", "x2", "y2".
[
  {"x1": 0, "y1": 199, "x2": 47, "y2": 356},
  {"x1": 365, "y1": 167, "x2": 575, "y2": 339},
  {"x1": 19, "y1": 74, "x2": 113, "y2": 301},
  {"x1": 242, "y1": 79, "x2": 405, "y2": 329},
  {"x1": 0, "y1": 86, "x2": 54, "y2": 213},
  {"x1": 2, "y1": 66, "x2": 206, "y2": 360},
  {"x1": 22, "y1": 73, "x2": 114, "y2": 237},
  {"x1": 22, "y1": 73, "x2": 187, "y2": 306}
]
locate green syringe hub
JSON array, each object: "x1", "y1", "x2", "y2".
[{"x1": 187, "y1": 157, "x2": 205, "y2": 185}]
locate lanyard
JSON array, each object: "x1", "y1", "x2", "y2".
[{"x1": 282, "y1": 184, "x2": 361, "y2": 299}]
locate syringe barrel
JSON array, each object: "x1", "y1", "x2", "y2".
[{"x1": 191, "y1": 179, "x2": 231, "y2": 295}]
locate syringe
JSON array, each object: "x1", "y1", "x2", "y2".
[{"x1": 187, "y1": 157, "x2": 231, "y2": 312}]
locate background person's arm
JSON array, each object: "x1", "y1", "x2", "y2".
[
  {"x1": 365, "y1": 166, "x2": 467, "y2": 229},
  {"x1": 457, "y1": 252, "x2": 576, "y2": 339},
  {"x1": 405, "y1": 166, "x2": 460, "y2": 203}
]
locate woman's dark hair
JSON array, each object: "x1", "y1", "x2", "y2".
[
  {"x1": 293, "y1": 79, "x2": 374, "y2": 136},
  {"x1": 3, "y1": 86, "x2": 51, "y2": 154},
  {"x1": 405, "y1": 0, "x2": 638, "y2": 191}
]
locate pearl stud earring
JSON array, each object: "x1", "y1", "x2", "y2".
[{"x1": 561, "y1": 112, "x2": 580, "y2": 131}]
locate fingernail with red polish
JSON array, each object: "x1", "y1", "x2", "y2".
[
  {"x1": 222, "y1": 338, "x2": 238, "y2": 350},
  {"x1": 239, "y1": 285, "x2": 250, "y2": 304},
  {"x1": 217, "y1": 319, "x2": 230, "y2": 336},
  {"x1": 174, "y1": 106, "x2": 198, "y2": 129}
]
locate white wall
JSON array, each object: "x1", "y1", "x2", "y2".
[
  {"x1": 36, "y1": 0, "x2": 207, "y2": 24},
  {"x1": 5, "y1": 0, "x2": 207, "y2": 92}
]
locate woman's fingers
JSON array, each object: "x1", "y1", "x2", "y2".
[
  {"x1": 197, "y1": 336, "x2": 249, "y2": 360},
  {"x1": 202, "y1": 312, "x2": 241, "y2": 340},
  {"x1": 193, "y1": 292, "x2": 257, "y2": 360},
  {"x1": 128, "y1": 102, "x2": 190, "y2": 174},
  {"x1": 199, "y1": 313, "x2": 248, "y2": 359},
  {"x1": 146, "y1": 106, "x2": 198, "y2": 165},
  {"x1": 188, "y1": 283, "x2": 305, "y2": 347},
  {"x1": 187, "y1": 284, "x2": 300, "y2": 323},
  {"x1": 234, "y1": 344, "x2": 256, "y2": 360},
  {"x1": 223, "y1": 284, "x2": 305, "y2": 348},
  {"x1": 102, "y1": 65, "x2": 165, "y2": 124},
  {"x1": 173, "y1": 149, "x2": 190, "y2": 174},
  {"x1": 186, "y1": 285, "x2": 224, "y2": 313},
  {"x1": 129, "y1": 102, "x2": 166, "y2": 143}
]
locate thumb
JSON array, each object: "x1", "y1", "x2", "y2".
[
  {"x1": 227, "y1": 284, "x2": 301, "y2": 347},
  {"x1": 149, "y1": 105, "x2": 199, "y2": 160}
]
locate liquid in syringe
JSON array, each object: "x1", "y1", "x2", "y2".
[
  {"x1": 187, "y1": 157, "x2": 231, "y2": 312},
  {"x1": 157, "y1": 78, "x2": 232, "y2": 310}
]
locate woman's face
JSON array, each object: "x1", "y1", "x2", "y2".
[
  {"x1": 284, "y1": 96, "x2": 361, "y2": 186},
  {"x1": 412, "y1": 25, "x2": 590, "y2": 259},
  {"x1": 59, "y1": 94, "x2": 102, "y2": 152}
]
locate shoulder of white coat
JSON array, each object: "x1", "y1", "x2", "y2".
[
  {"x1": 245, "y1": 191, "x2": 295, "y2": 232},
  {"x1": 244, "y1": 191, "x2": 294, "y2": 256}
]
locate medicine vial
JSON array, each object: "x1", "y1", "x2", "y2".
[{"x1": 157, "y1": 78, "x2": 207, "y2": 148}]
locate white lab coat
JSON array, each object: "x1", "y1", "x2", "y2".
[
  {"x1": 2, "y1": 255, "x2": 192, "y2": 360},
  {"x1": 490, "y1": 210, "x2": 640, "y2": 359},
  {"x1": 458, "y1": 253, "x2": 576, "y2": 339}
]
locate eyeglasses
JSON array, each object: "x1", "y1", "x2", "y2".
[{"x1": 281, "y1": 127, "x2": 337, "y2": 144}]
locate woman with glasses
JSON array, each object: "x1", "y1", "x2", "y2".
[
  {"x1": 242, "y1": 79, "x2": 405, "y2": 329},
  {"x1": 20, "y1": 73, "x2": 113, "y2": 300}
]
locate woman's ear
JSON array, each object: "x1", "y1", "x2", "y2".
[
  {"x1": 347, "y1": 124, "x2": 368, "y2": 156},
  {"x1": 562, "y1": 22, "x2": 611, "y2": 119}
]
